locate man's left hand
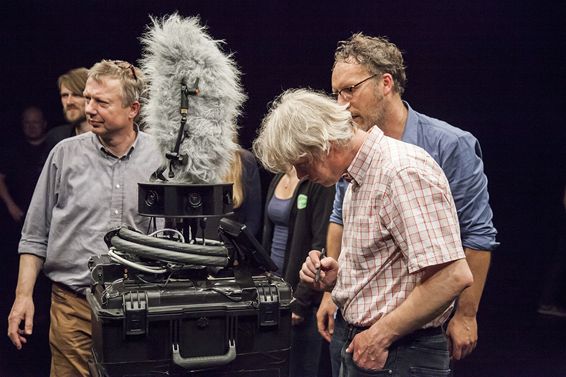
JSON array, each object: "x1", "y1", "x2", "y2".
[
  {"x1": 446, "y1": 313, "x2": 477, "y2": 360},
  {"x1": 346, "y1": 327, "x2": 389, "y2": 370}
]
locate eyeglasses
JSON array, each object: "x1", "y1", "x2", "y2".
[
  {"x1": 332, "y1": 73, "x2": 378, "y2": 101},
  {"x1": 112, "y1": 60, "x2": 137, "y2": 81}
]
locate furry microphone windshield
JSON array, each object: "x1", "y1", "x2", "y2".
[{"x1": 139, "y1": 14, "x2": 247, "y2": 183}]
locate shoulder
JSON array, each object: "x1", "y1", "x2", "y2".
[
  {"x1": 412, "y1": 107, "x2": 479, "y2": 149},
  {"x1": 238, "y1": 148, "x2": 259, "y2": 167},
  {"x1": 51, "y1": 131, "x2": 93, "y2": 152}
]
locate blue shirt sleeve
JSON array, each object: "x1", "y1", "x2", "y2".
[
  {"x1": 438, "y1": 133, "x2": 499, "y2": 251},
  {"x1": 329, "y1": 178, "x2": 349, "y2": 225}
]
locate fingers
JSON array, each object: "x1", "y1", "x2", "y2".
[
  {"x1": 316, "y1": 311, "x2": 331, "y2": 342},
  {"x1": 327, "y1": 313, "x2": 335, "y2": 337},
  {"x1": 7, "y1": 321, "x2": 25, "y2": 350},
  {"x1": 299, "y1": 251, "x2": 320, "y2": 282}
]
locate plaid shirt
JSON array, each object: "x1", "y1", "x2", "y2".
[{"x1": 332, "y1": 127, "x2": 465, "y2": 327}]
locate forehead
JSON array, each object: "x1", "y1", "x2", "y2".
[
  {"x1": 23, "y1": 109, "x2": 43, "y2": 120},
  {"x1": 60, "y1": 83, "x2": 76, "y2": 94},
  {"x1": 84, "y1": 77, "x2": 123, "y2": 99},
  {"x1": 332, "y1": 62, "x2": 371, "y2": 86}
]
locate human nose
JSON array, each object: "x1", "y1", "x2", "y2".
[
  {"x1": 336, "y1": 94, "x2": 350, "y2": 106},
  {"x1": 85, "y1": 100, "x2": 96, "y2": 115}
]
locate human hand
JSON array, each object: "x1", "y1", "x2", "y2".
[
  {"x1": 446, "y1": 313, "x2": 478, "y2": 360},
  {"x1": 7, "y1": 295, "x2": 35, "y2": 350},
  {"x1": 299, "y1": 250, "x2": 338, "y2": 291},
  {"x1": 291, "y1": 312, "x2": 304, "y2": 326},
  {"x1": 7, "y1": 202, "x2": 24, "y2": 223},
  {"x1": 346, "y1": 327, "x2": 389, "y2": 370},
  {"x1": 316, "y1": 292, "x2": 337, "y2": 342}
]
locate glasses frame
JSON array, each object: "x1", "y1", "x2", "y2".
[
  {"x1": 332, "y1": 73, "x2": 379, "y2": 101},
  {"x1": 112, "y1": 60, "x2": 137, "y2": 81}
]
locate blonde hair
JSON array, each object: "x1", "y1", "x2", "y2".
[
  {"x1": 88, "y1": 59, "x2": 144, "y2": 107},
  {"x1": 224, "y1": 149, "x2": 244, "y2": 208},
  {"x1": 253, "y1": 88, "x2": 353, "y2": 173},
  {"x1": 58, "y1": 67, "x2": 88, "y2": 95}
]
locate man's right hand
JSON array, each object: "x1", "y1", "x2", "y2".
[
  {"x1": 317, "y1": 292, "x2": 337, "y2": 342},
  {"x1": 7, "y1": 295, "x2": 35, "y2": 350},
  {"x1": 299, "y1": 250, "x2": 338, "y2": 291}
]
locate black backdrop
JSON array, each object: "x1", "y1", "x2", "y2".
[{"x1": 0, "y1": 1, "x2": 565, "y2": 375}]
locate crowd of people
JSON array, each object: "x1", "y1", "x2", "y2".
[{"x1": 0, "y1": 33, "x2": 512, "y2": 377}]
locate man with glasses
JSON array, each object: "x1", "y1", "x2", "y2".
[
  {"x1": 7, "y1": 59, "x2": 163, "y2": 377},
  {"x1": 316, "y1": 33, "x2": 498, "y2": 376}
]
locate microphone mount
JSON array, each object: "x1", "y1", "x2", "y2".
[{"x1": 165, "y1": 78, "x2": 200, "y2": 178}]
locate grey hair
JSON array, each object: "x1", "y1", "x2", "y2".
[
  {"x1": 334, "y1": 33, "x2": 407, "y2": 95},
  {"x1": 253, "y1": 88, "x2": 353, "y2": 173},
  {"x1": 88, "y1": 60, "x2": 144, "y2": 107}
]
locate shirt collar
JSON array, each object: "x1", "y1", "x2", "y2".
[
  {"x1": 345, "y1": 126, "x2": 383, "y2": 187},
  {"x1": 400, "y1": 101, "x2": 418, "y2": 145},
  {"x1": 94, "y1": 125, "x2": 140, "y2": 159}
]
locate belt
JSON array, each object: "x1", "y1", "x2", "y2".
[
  {"x1": 52, "y1": 281, "x2": 87, "y2": 298},
  {"x1": 345, "y1": 320, "x2": 443, "y2": 342}
]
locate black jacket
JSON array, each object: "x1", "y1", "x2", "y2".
[{"x1": 262, "y1": 174, "x2": 335, "y2": 317}]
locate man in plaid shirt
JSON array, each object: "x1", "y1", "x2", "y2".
[{"x1": 253, "y1": 88, "x2": 473, "y2": 376}]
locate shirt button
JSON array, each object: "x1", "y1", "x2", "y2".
[
  {"x1": 114, "y1": 209, "x2": 119, "y2": 215},
  {"x1": 116, "y1": 184, "x2": 120, "y2": 188}
]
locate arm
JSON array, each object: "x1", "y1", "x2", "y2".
[
  {"x1": 447, "y1": 248, "x2": 490, "y2": 359},
  {"x1": 7, "y1": 254, "x2": 44, "y2": 350},
  {"x1": 441, "y1": 135, "x2": 497, "y2": 359},
  {"x1": 290, "y1": 183, "x2": 335, "y2": 324},
  {"x1": 0, "y1": 173, "x2": 24, "y2": 222},
  {"x1": 347, "y1": 258, "x2": 473, "y2": 370},
  {"x1": 317, "y1": 222, "x2": 343, "y2": 341}
]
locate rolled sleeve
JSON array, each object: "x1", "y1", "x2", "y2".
[
  {"x1": 19, "y1": 148, "x2": 60, "y2": 258},
  {"x1": 441, "y1": 135, "x2": 499, "y2": 251}
]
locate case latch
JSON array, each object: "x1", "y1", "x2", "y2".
[
  {"x1": 123, "y1": 291, "x2": 148, "y2": 336},
  {"x1": 257, "y1": 284, "x2": 280, "y2": 327}
]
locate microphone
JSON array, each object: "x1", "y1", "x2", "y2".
[{"x1": 139, "y1": 14, "x2": 247, "y2": 184}]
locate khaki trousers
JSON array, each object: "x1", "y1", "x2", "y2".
[{"x1": 49, "y1": 283, "x2": 92, "y2": 377}]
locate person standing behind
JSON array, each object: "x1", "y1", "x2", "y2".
[
  {"x1": 0, "y1": 106, "x2": 48, "y2": 224},
  {"x1": 316, "y1": 34, "x2": 499, "y2": 375},
  {"x1": 7, "y1": 59, "x2": 163, "y2": 377},
  {"x1": 260, "y1": 167, "x2": 334, "y2": 377},
  {"x1": 254, "y1": 88, "x2": 473, "y2": 376},
  {"x1": 45, "y1": 67, "x2": 91, "y2": 151}
]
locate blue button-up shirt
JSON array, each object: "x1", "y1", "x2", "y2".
[{"x1": 330, "y1": 102, "x2": 498, "y2": 251}]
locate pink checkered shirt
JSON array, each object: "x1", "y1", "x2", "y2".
[{"x1": 332, "y1": 127, "x2": 465, "y2": 327}]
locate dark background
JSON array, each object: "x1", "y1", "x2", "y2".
[{"x1": 0, "y1": 1, "x2": 565, "y2": 376}]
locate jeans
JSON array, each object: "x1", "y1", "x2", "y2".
[
  {"x1": 334, "y1": 311, "x2": 451, "y2": 377},
  {"x1": 329, "y1": 310, "x2": 349, "y2": 377},
  {"x1": 290, "y1": 306, "x2": 323, "y2": 377}
]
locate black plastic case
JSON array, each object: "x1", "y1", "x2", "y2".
[{"x1": 88, "y1": 265, "x2": 292, "y2": 377}]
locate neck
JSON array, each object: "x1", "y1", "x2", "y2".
[
  {"x1": 341, "y1": 128, "x2": 368, "y2": 173},
  {"x1": 99, "y1": 127, "x2": 136, "y2": 157},
  {"x1": 380, "y1": 96, "x2": 408, "y2": 140},
  {"x1": 74, "y1": 120, "x2": 91, "y2": 135},
  {"x1": 27, "y1": 136, "x2": 46, "y2": 146}
]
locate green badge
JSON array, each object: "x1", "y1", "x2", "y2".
[{"x1": 297, "y1": 194, "x2": 308, "y2": 209}]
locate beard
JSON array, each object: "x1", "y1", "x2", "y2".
[{"x1": 64, "y1": 107, "x2": 86, "y2": 125}]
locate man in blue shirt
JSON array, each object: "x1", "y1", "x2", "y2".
[{"x1": 317, "y1": 33, "x2": 498, "y2": 376}]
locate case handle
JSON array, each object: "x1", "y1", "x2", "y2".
[{"x1": 172, "y1": 339, "x2": 236, "y2": 369}]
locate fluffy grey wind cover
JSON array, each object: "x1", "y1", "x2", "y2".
[{"x1": 139, "y1": 14, "x2": 247, "y2": 183}]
